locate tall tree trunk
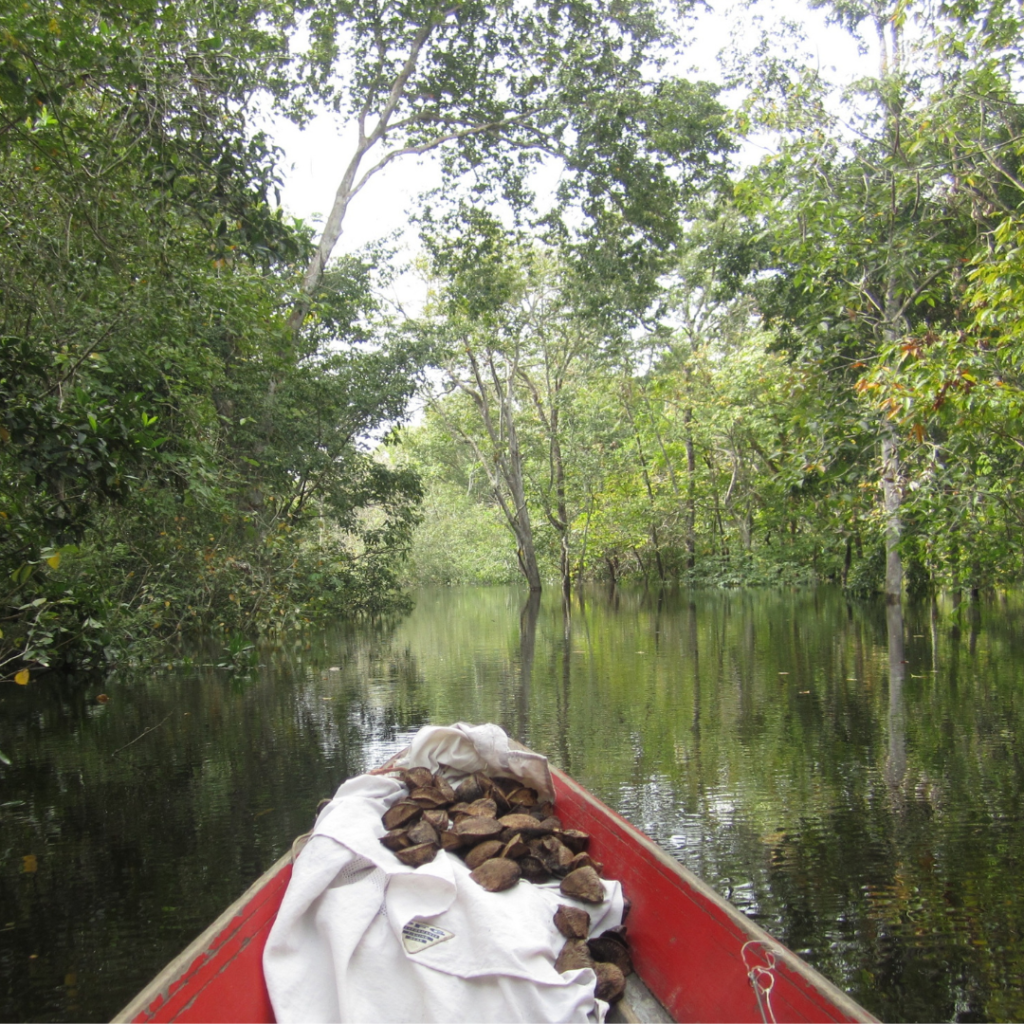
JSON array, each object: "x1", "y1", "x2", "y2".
[
  {"x1": 684, "y1": 406, "x2": 697, "y2": 570},
  {"x1": 286, "y1": 21, "x2": 435, "y2": 335},
  {"x1": 881, "y1": 424, "x2": 903, "y2": 602},
  {"x1": 627, "y1": 413, "x2": 667, "y2": 582},
  {"x1": 878, "y1": 10, "x2": 905, "y2": 605},
  {"x1": 505, "y1": 421, "x2": 543, "y2": 592},
  {"x1": 576, "y1": 496, "x2": 593, "y2": 585},
  {"x1": 881, "y1": 271, "x2": 904, "y2": 604},
  {"x1": 547, "y1": 404, "x2": 572, "y2": 599}
]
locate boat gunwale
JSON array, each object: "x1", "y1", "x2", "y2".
[
  {"x1": 110, "y1": 848, "x2": 294, "y2": 1024},
  {"x1": 551, "y1": 766, "x2": 878, "y2": 1024},
  {"x1": 112, "y1": 750, "x2": 877, "y2": 1024}
]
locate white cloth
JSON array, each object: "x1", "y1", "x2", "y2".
[
  {"x1": 401, "y1": 722, "x2": 556, "y2": 803},
  {"x1": 263, "y1": 724, "x2": 622, "y2": 1023}
]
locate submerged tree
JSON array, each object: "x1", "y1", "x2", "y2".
[{"x1": 731, "y1": 0, "x2": 1000, "y2": 598}]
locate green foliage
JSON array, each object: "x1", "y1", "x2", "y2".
[
  {"x1": 0, "y1": 0, "x2": 424, "y2": 682},
  {"x1": 8, "y1": 0, "x2": 1024, "y2": 683},
  {"x1": 724, "y1": 0, "x2": 1024, "y2": 595},
  {"x1": 402, "y1": 233, "x2": 883, "y2": 590},
  {"x1": 400, "y1": 480, "x2": 522, "y2": 586}
]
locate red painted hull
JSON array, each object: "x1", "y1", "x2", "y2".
[{"x1": 115, "y1": 768, "x2": 875, "y2": 1023}]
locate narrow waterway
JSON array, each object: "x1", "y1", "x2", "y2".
[{"x1": 1, "y1": 585, "x2": 1022, "y2": 1022}]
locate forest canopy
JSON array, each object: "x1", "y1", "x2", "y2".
[
  {"x1": 396, "y1": 0, "x2": 1024, "y2": 600},
  {"x1": 3, "y1": 0, "x2": 1024, "y2": 683}
]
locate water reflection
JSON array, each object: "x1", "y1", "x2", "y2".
[
  {"x1": 1, "y1": 585, "x2": 1023, "y2": 1022},
  {"x1": 885, "y1": 601, "x2": 907, "y2": 796}
]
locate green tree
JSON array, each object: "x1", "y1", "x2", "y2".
[
  {"x1": 284, "y1": 0, "x2": 731, "y2": 330},
  {"x1": 732, "y1": 0, "x2": 988, "y2": 598},
  {"x1": 861, "y1": 0, "x2": 1024, "y2": 591},
  {"x1": 0, "y1": 0, "x2": 423, "y2": 681}
]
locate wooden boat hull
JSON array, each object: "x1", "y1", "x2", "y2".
[{"x1": 114, "y1": 768, "x2": 876, "y2": 1023}]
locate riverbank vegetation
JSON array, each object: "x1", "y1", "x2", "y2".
[
  {"x1": 397, "y1": 0, "x2": 1024, "y2": 599},
  {"x1": 3, "y1": 0, "x2": 1024, "y2": 682}
]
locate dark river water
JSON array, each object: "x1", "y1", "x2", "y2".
[{"x1": 2, "y1": 585, "x2": 1023, "y2": 1023}]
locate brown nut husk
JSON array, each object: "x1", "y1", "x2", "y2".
[
  {"x1": 407, "y1": 820, "x2": 440, "y2": 847},
  {"x1": 382, "y1": 801, "x2": 422, "y2": 831},
  {"x1": 409, "y1": 786, "x2": 450, "y2": 808},
  {"x1": 554, "y1": 938, "x2": 595, "y2": 973},
  {"x1": 535, "y1": 835, "x2": 575, "y2": 876},
  {"x1": 490, "y1": 774, "x2": 523, "y2": 794},
  {"x1": 460, "y1": 798, "x2": 499, "y2": 818},
  {"x1": 558, "y1": 829, "x2": 590, "y2": 853},
  {"x1": 456, "y1": 772, "x2": 493, "y2": 803},
  {"x1": 597, "y1": 925, "x2": 629, "y2": 946},
  {"x1": 500, "y1": 834, "x2": 529, "y2": 859},
  {"x1": 469, "y1": 857, "x2": 520, "y2": 892},
  {"x1": 594, "y1": 962, "x2": 626, "y2": 1003},
  {"x1": 395, "y1": 842, "x2": 439, "y2": 868},
  {"x1": 559, "y1": 865, "x2": 605, "y2": 903},
  {"x1": 567, "y1": 851, "x2": 602, "y2": 875},
  {"x1": 380, "y1": 829, "x2": 412, "y2": 851},
  {"x1": 539, "y1": 816, "x2": 563, "y2": 832},
  {"x1": 464, "y1": 839, "x2": 504, "y2": 870},
  {"x1": 519, "y1": 855, "x2": 550, "y2": 883},
  {"x1": 554, "y1": 904, "x2": 591, "y2": 940},
  {"x1": 433, "y1": 773, "x2": 457, "y2": 803},
  {"x1": 454, "y1": 776, "x2": 484, "y2": 804},
  {"x1": 454, "y1": 817, "x2": 505, "y2": 843},
  {"x1": 587, "y1": 936, "x2": 633, "y2": 976},
  {"x1": 439, "y1": 830, "x2": 464, "y2": 852},
  {"x1": 423, "y1": 809, "x2": 450, "y2": 831},
  {"x1": 507, "y1": 787, "x2": 537, "y2": 808},
  {"x1": 403, "y1": 767, "x2": 434, "y2": 790},
  {"x1": 499, "y1": 813, "x2": 553, "y2": 837}
]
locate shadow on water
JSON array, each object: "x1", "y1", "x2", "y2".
[{"x1": 2, "y1": 585, "x2": 1023, "y2": 1022}]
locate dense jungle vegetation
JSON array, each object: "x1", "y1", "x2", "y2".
[{"x1": 3, "y1": 0, "x2": 1024, "y2": 684}]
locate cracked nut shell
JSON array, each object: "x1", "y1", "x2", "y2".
[
  {"x1": 559, "y1": 865, "x2": 605, "y2": 903},
  {"x1": 469, "y1": 857, "x2": 521, "y2": 892},
  {"x1": 554, "y1": 905, "x2": 591, "y2": 939}
]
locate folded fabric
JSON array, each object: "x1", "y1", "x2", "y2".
[{"x1": 263, "y1": 724, "x2": 623, "y2": 1023}]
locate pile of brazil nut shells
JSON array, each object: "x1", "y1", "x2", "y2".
[{"x1": 379, "y1": 766, "x2": 632, "y2": 1002}]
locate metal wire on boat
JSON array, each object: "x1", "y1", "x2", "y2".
[{"x1": 741, "y1": 939, "x2": 778, "y2": 1024}]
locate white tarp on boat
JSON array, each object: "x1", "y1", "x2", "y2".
[{"x1": 263, "y1": 723, "x2": 624, "y2": 1023}]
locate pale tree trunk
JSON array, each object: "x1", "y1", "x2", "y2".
[
  {"x1": 433, "y1": 346, "x2": 543, "y2": 591},
  {"x1": 881, "y1": 260, "x2": 904, "y2": 602},
  {"x1": 620, "y1": 390, "x2": 666, "y2": 582},
  {"x1": 550, "y1": 423, "x2": 572, "y2": 600},
  {"x1": 519, "y1": 368, "x2": 571, "y2": 597},
  {"x1": 877, "y1": 5, "x2": 905, "y2": 604},
  {"x1": 286, "y1": 22, "x2": 435, "y2": 335},
  {"x1": 505, "y1": 425, "x2": 544, "y2": 592},
  {"x1": 881, "y1": 423, "x2": 903, "y2": 602},
  {"x1": 490, "y1": 352, "x2": 543, "y2": 592},
  {"x1": 684, "y1": 406, "x2": 697, "y2": 570}
]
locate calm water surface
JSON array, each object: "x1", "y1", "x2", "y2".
[{"x1": 1, "y1": 585, "x2": 1023, "y2": 1022}]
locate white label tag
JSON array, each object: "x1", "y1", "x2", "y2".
[{"x1": 401, "y1": 919, "x2": 455, "y2": 954}]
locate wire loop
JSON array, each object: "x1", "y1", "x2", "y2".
[{"x1": 741, "y1": 939, "x2": 779, "y2": 1024}]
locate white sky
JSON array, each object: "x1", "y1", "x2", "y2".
[{"x1": 266, "y1": 0, "x2": 873, "y2": 310}]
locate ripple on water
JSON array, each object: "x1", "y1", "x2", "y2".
[{"x1": 4, "y1": 585, "x2": 1024, "y2": 1023}]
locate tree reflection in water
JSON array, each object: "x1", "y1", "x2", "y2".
[{"x1": 2, "y1": 585, "x2": 1023, "y2": 1022}]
